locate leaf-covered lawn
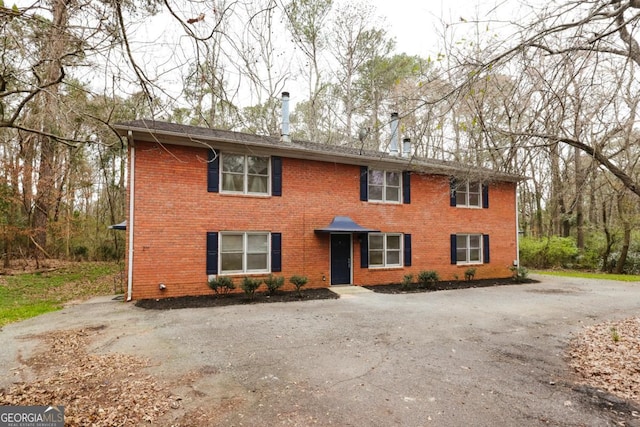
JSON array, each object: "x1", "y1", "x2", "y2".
[
  {"x1": 0, "y1": 327, "x2": 173, "y2": 426},
  {"x1": 569, "y1": 317, "x2": 640, "y2": 404},
  {"x1": 0, "y1": 262, "x2": 122, "y2": 327}
]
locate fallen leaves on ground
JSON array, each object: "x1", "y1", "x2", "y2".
[
  {"x1": 568, "y1": 317, "x2": 640, "y2": 404},
  {"x1": 0, "y1": 326, "x2": 173, "y2": 426}
]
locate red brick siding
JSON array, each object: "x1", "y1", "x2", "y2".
[{"x1": 126, "y1": 141, "x2": 517, "y2": 299}]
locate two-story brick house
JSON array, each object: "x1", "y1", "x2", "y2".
[{"x1": 114, "y1": 111, "x2": 521, "y2": 300}]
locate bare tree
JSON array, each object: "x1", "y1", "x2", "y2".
[
  {"x1": 283, "y1": 0, "x2": 332, "y2": 142},
  {"x1": 329, "y1": 2, "x2": 388, "y2": 143},
  {"x1": 435, "y1": 0, "x2": 640, "y2": 198}
]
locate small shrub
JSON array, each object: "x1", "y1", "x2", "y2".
[
  {"x1": 417, "y1": 270, "x2": 439, "y2": 289},
  {"x1": 519, "y1": 236, "x2": 578, "y2": 269},
  {"x1": 607, "y1": 252, "x2": 640, "y2": 275},
  {"x1": 264, "y1": 274, "x2": 285, "y2": 295},
  {"x1": 611, "y1": 327, "x2": 620, "y2": 343},
  {"x1": 241, "y1": 277, "x2": 262, "y2": 299},
  {"x1": 208, "y1": 276, "x2": 235, "y2": 296},
  {"x1": 96, "y1": 244, "x2": 117, "y2": 261},
  {"x1": 401, "y1": 274, "x2": 414, "y2": 291},
  {"x1": 72, "y1": 246, "x2": 89, "y2": 261},
  {"x1": 510, "y1": 266, "x2": 529, "y2": 282},
  {"x1": 464, "y1": 268, "x2": 476, "y2": 281},
  {"x1": 289, "y1": 275, "x2": 308, "y2": 297}
]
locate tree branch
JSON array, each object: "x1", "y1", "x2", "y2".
[
  {"x1": 502, "y1": 131, "x2": 639, "y2": 197},
  {"x1": 114, "y1": 0, "x2": 154, "y2": 104}
]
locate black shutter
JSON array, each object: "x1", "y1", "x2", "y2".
[
  {"x1": 207, "y1": 150, "x2": 219, "y2": 193},
  {"x1": 483, "y1": 234, "x2": 490, "y2": 263},
  {"x1": 404, "y1": 234, "x2": 412, "y2": 266},
  {"x1": 272, "y1": 157, "x2": 282, "y2": 196},
  {"x1": 449, "y1": 177, "x2": 457, "y2": 206},
  {"x1": 450, "y1": 234, "x2": 457, "y2": 264},
  {"x1": 482, "y1": 183, "x2": 489, "y2": 209},
  {"x1": 206, "y1": 232, "x2": 218, "y2": 274},
  {"x1": 403, "y1": 171, "x2": 411, "y2": 204},
  {"x1": 360, "y1": 166, "x2": 368, "y2": 201},
  {"x1": 271, "y1": 232, "x2": 282, "y2": 272},
  {"x1": 360, "y1": 233, "x2": 369, "y2": 268}
]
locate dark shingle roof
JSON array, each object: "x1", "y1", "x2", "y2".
[{"x1": 113, "y1": 119, "x2": 522, "y2": 182}]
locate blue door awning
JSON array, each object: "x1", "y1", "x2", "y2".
[
  {"x1": 314, "y1": 216, "x2": 379, "y2": 233},
  {"x1": 108, "y1": 220, "x2": 127, "y2": 230}
]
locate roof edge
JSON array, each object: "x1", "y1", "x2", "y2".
[{"x1": 114, "y1": 120, "x2": 524, "y2": 182}]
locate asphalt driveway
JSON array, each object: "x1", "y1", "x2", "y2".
[{"x1": 1, "y1": 275, "x2": 640, "y2": 426}]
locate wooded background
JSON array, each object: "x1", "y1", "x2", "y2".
[{"x1": 1, "y1": 0, "x2": 639, "y2": 273}]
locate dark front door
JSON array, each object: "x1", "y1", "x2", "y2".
[{"x1": 331, "y1": 234, "x2": 351, "y2": 285}]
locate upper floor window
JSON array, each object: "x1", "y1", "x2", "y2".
[
  {"x1": 450, "y1": 179, "x2": 488, "y2": 208},
  {"x1": 360, "y1": 167, "x2": 410, "y2": 204},
  {"x1": 456, "y1": 181, "x2": 481, "y2": 207},
  {"x1": 221, "y1": 154, "x2": 269, "y2": 195},
  {"x1": 368, "y1": 170, "x2": 401, "y2": 203},
  {"x1": 369, "y1": 233, "x2": 402, "y2": 268}
]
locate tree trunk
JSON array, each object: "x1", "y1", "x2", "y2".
[
  {"x1": 614, "y1": 190, "x2": 632, "y2": 274},
  {"x1": 614, "y1": 224, "x2": 631, "y2": 274},
  {"x1": 549, "y1": 142, "x2": 563, "y2": 236},
  {"x1": 32, "y1": 135, "x2": 55, "y2": 256},
  {"x1": 31, "y1": 0, "x2": 69, "y2": 258},
  {"x1": 575, "y1": 147, "x2": 584, "y2": 250},
  {"x1": 559, "y1": 197, "x2": 571, "y2": 237},
  {"x1": 601, "y1": 200, "x2": 614, "y2": 272}
]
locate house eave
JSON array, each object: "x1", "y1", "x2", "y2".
[{"x1": 113, "y1": 121, "x2": 524, "y2": 182}]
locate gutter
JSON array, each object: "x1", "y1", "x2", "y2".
[{"x1": 127, "y1": 131, "x2": 135, "y2": 301}]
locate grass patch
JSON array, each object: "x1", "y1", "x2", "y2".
[
  {"x1": 533, "y1": 270, "x2": 640, "y2": 282},
  {"x1": 0, "y1": 262, "x2": 121, "y2": 327}
]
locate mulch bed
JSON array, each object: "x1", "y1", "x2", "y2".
[
  {"x1": 136, "y1": 278, "x2": 536, "y2": 309},
  {"x1": 136, "y1": 288, "x2": 339, "y2": 310},
  {"x1": 364, "y1": 277, "x2": 537, "y2": 294}
]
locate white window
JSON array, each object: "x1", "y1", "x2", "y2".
[
  {"x1": 455, "y1": 181, "x2": 482, "y2": 207},
  {"x1": 369, "y1": 233, "x2": 402, "y2": 268},
  {"x1": 220, "y1": 232, "x2": 270, "y2": 273},
  {"x1": 221, "y1": 154, "x2": 269, "y2": 195},
  {"x1": 456, "y1": 234, "x2": 483, "y2": 264},
  {"x1": 368, "y1": 170, "x2": 401, "y2": 203}
]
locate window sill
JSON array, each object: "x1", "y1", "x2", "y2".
[
  {"x1": 219, "y1": 192, "x2": 271, "y2": 198},
  {"x1": 367, "y1": 200, "x2": 402, "y2": 205},
  {"x1": 368, "y1": 266, "x2": 404, "y2": 270},
  {"x1": 219, "y1": 271, "x2": 271, "y2": 276}
]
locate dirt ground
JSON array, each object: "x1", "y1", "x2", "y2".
[{"x1": 1, "y1": 275, "x2": 640, "y2": 426}]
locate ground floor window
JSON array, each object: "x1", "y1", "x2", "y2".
[
  {"x1": 220, "y1": 232, "x2": 270, "y2": 273},
  {"x1": 369, "y1": 233, "x2": 402, "y2": 268},
  {"x1": 455, "y1": 234, "x2": 483, "y2": 264}
]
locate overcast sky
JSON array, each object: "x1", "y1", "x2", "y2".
[
  {"x1": 14, "y1": 0, "x2": 534, "y2": 104},
  {"x1": 128, "y1": 0, "x2": 536, "y2": 107},
  {"x1": 369, "y1": 0, "x2": 531, "y2": 56}
]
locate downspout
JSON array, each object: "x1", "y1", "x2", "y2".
[
  {"x1": 127, "y1": 131, "x2": 135, "y2": 301},
  {"x1": 515, "y1": 182, "x2": 520, "y2": 268}
]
